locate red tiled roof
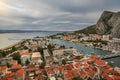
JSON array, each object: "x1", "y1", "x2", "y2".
[
  {"x1": 89, "y1": 65, "x2": 95, "y2": 69},
  {"x1": 0, "y1": 77, "x2": 14, "y2": 80},
  {"x1": 27, "y1": 64, "x2": 35, "y2": 68},
  {"x1": 48, "y1": 69, "x2": 54, "y2": 74},
  {"x1": 74, "y1": 63, "x2": 80, "y2": 68},
  {"x1": 90, "y1": 56, "x2": 100, "y2": 61},
  {"x1": 21, "y1": 52, "x2": 31, "y2": 56},
  {"x1": 72, "y1": 69, "x2": 79, "y2": 76},
  {"x1": 5, "y1": 73, "x2": 15, "y2": 78},
  {"x1": 106, "y1": 77, "x2": 113, "y2": 80},
  {"x1": 111, "y1": 75, "x2": 120, "y2": 80},
  {"x1": 16, "y1": 68, "x2": 24, "y2": 77},
  {"x1": 84, "y1": 78, "x2": 89, "y2": 80},
  {"x1": 95, "y1": 60, "x2": 105, "y2": 66},
  {"x1": 64, "y1": 71, "x2": 73, "y2": 79},
  {"x1": 11, "y1": 64, "x2": 21, "y2": 69},
  {"x1": 0, "y1": 66, "x2": 7, "y2": 70},
  {"x1": 83, "y1": 59, "x2": 88, "y2": 64},
  {"x1": 37, "y1": 69, "x2": 44, "y2": 74},
  {"x1": 83, "y1": 63, "x2": 89, "y2": 67},
  {"x1": 84, "y1": 68, "x2": 96, "y2": 78},
  {"x1": 6, "y1": 78, "x2": 14, "y2": 80},
  {"x1": 61, "y1": 64, "x2": 73, "y2": 70},
  {"x1": 104, "y1": 69, "x2": 119, "y2": 75},
  {"x1": 79, "y1": 70, "x2": 86, "y2": 77},
  {"x1": 53, "y1": 66, "x2": 61, "y2": 71},
  {"x1": 73, "y1": 59, "x2": 79, "y2": 62},
  {"x1": 105, "y1": 64, "x2": 112, "y2": 69}
]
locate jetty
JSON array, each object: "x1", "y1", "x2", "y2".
[{"x1": 101, "y1": 52, "x2": 120, "y2": 60}]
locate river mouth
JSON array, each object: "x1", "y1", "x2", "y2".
[{"x1": 50, "y1": 39, "x2": 120, "y2": 67}]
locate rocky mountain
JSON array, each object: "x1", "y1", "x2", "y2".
[
  {"x1": 96, "y1": 11, "x2": 120, "y2": 38},
  {"x1": 75, "y1": 11, "x2": 120, "y2": 38}
]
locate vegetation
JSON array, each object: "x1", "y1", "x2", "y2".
[
  {"x1": 87, "y1": 39, "x2": 108, "y2": 45},
  {"x1": 25, "y1": 59, "x2": 30, "y2": 66},
  {"x1": 75, "y1": 25, "x2": 96, "y2": 34},
  {"x1": 60, "y1": 45, "x2": 65, "y2": 49},
  {"x1": 0, "y1": 53, "x2": 3, "y2": 58},
  {"x1": 62, "y1": 58, "x2": 68, "y2": 65},
  {"x1": 37, "y1": 47, "x2": 44, "y2": 60},
  {"x1": 47, "y1": 44, "x2": 55, "y2": 55},
  {"x1": 6, "y1": 62, "x2": 10, "y2": 68},
  {"x1": 11, "y1": 52, "x2": 21, "y2": 64},
  {"x1": 39, "y1": 62, "x2": 46, "y2": 69},
  {"x1": 72, "y1": 76, "x2": 83, "y2": 80},
  {"x1": 12, "y1": 46, "x2": 17, "y2": 51}
]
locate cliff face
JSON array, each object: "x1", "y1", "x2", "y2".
[{"x1": 96, "y1": 11, "x2": 120, "y2": 38}]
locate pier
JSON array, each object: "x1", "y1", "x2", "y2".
[{"x1": 101, "y1": 52, "x2": 120, "y2": 60}]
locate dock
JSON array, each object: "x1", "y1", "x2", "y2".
[{"x1": 100, "y1": 52, "x2": 120, "y2": 60}]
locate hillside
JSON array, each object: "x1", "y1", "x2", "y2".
[
  {"x1": 75, "y1": 25, "x2": 96, "y2": 34},
  {"x1": 75, "y1": 11, "x2": 120, "y2": 38}
]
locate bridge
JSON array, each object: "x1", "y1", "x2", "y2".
[{"x1": 100, "y1": 52, "x2": 120, "y2": 60}]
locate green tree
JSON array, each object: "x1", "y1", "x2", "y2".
[
  {"x1": 0, "y1": 53, "x2": 2, "y2": 58},
  {"x1": 37, "y1": 47, "x2": 43, "y2": 55},
  {"x1": 47, "y1": 44, "x2": 54, "y2": 55},
  {"x1": 6, "y1": 62, "x2": 10, "y2": 68},
  {"x1": 72, "y1": 76, "x2": 83, "y2": 80},
  {"x1": 39, "y1": 62, "x2": 45, "y2": 69},
  {"x1": 88, "y1": 77, "x2": 92, "y2": 80},
  {"x1": 29, "y1": 49, "x2": 32, "y2": 52},
  {"x1": 2, "y1": 51, "x2": 6, "y2": 57},
  {"x1": 60, "y1": 45, "x2": 65, "y2": 49},
  {"x1": 25, "y1": 59, "x2": 30, "y2": 65},
  {"x1": 62, "y1": 59, "x2": 67, "y2": 65},
  {"x1": 12, "y1": 52, "x2": 21, "y2": 64},
  {"x1": 12, "y1": 46, "x2": 17, "y2": 51}
]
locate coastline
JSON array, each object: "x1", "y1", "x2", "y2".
[{"x1": 0, "y1": 40, "x2": 25, "y2": 51}]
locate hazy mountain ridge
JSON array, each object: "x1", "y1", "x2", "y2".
[{"x1": 0, "y1": 30, "x2": 64, "y2": 33}]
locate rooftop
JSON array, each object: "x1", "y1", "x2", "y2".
[{"x1": 31, "y1": 52, "x2": 41, "y2": 58}]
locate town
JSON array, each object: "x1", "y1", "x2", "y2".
[
  {"x1": 50, "y1": 32, "x2": 120, "y2": 53},
  {"x1": 0, "y1": 35, "x2": 120, "y2": 80}
]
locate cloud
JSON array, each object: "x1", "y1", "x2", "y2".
[{"x1": 0, "y1": 0, "x2": 120, "y2": 31}]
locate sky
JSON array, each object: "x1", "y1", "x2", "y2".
[{"x1": 0, "y1": 0, "x2": 120, "y2": 31}]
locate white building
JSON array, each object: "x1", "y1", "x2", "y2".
[{"x1": 31, "y1": 52, "x2": 42, "y2": 64}]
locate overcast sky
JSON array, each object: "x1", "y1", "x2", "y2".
[{"x1": 0, "y1": 0, "x2": 120, "y2": 31}]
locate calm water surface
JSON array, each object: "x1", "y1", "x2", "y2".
[
  {"x1": 0, "y1": 32, "x2": 59, "y2": 49},
  {"x1": 0, "y1": 32, "x2": 120, "y2": 67},
  {"x1": 51, "y1": 39, "x2": 120, "y2": 67}
]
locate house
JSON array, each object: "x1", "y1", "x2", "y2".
[
  {"x1": 0, "y1": 66, "x2": 8, "y2": 76},
  {"x1": 11, "y1": 64, "x2": 22, "y2": 72},
  {"x1": 64, "y1": 71, "x2": 73, "y2": 80},
  {"x1": 25, "y1": 64, "x2": 36, "y2": 78},
  {"x1": 10, "y1": 60, "x2": 18, "y2": 66},
  {"x1": 31, "y1": 52, "x2": 42, "y2": 64},
  {"x1": 89, "y1": 34, "x2": 102, "y2": 40},
  {"x1": 80, "y1": 36, "x2": 89, "y2": 41},
  {"x1": 0, "y1": 57, "x2": 12, "y2": 65},
  {"x1": 16, "y1": 68, "x2": 25, "y2": 80},
  {"x1": 102, "y1": 35, "x2": 110, "y2": 41},
  {"x1": 20, "y1": 51, "x2": 31, "y2": 65},
  {"x1": 43, "y1": 49, "x2": 52, "y2": 63}
]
